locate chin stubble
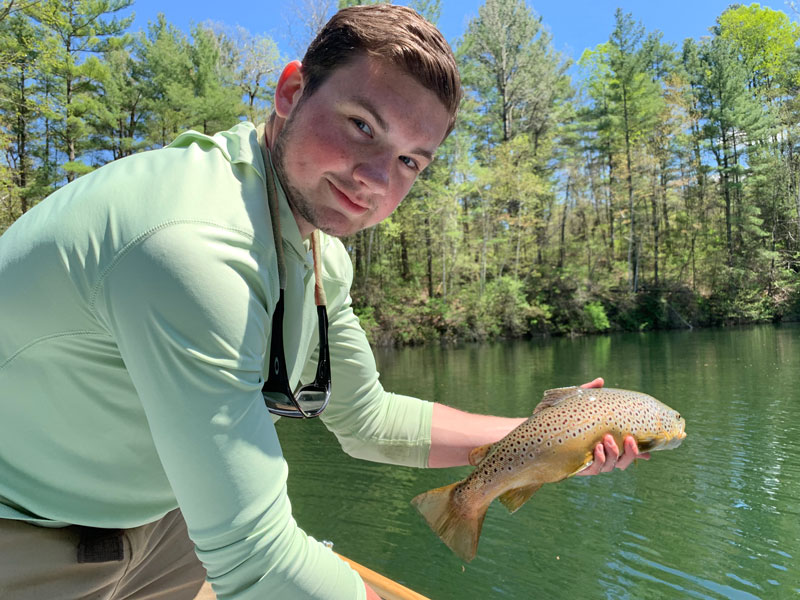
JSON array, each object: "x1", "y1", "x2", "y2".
[{"x1": 272, "y1": 122, "x2": 320, "y2": 232}]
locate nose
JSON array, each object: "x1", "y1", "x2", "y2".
[{"x1": 353, "y1": 151, "x2": 391, "y2": 193}]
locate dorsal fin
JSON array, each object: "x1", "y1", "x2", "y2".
[{"x1": 533, "y1": 386, "x2": 582, "y2": 414}]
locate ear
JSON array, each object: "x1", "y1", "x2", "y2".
[{"x1": 275, "y1": 60, "x2": 304, "y2": 118}]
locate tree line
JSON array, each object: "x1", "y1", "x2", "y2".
[{"x1": 3, "y1": 0, "x2": 800, "y2": 345}]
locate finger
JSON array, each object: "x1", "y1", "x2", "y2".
[
  {"x1": 580, "y1": 377, "x2": 604, "y2": 389},
  {"x1": 600, "y1": 434, "x2": 619, "y2": 473},
  {"x1": 575, "y1": 443, "x2": 604, "y2": 477},
  {"x1": 615, "y1": 436, "x2": 639, "y2": 471}
]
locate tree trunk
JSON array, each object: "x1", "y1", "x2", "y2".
[
  {"x1": 353, "y1": 230, "x2": 364, "y2": 282},
  {"x1": 720, "y1": 127, "x2": 733, "y2": 265},
  {"x1": 605, "y1": 142, "x2": 615, "y2": 267},
  {"x1": 558, "y1": 177, "x2": 570, "y2": 270},
  {"x1": 399, "y1": 231, "x2": 410, "y2": 280},
  {"x1": 622, "y1": 87, "x2": 636, "y2": 291},
  {"x1": 425, "y1": 215, "x2": 433, "y2": 299},
  {"x1": 365, "y1": 225, "x2": 375, "y2": 287},
  {"x1": 480, "y1": 199, "x2": 488, "y2": 297},
  {"x1": 441, "y1": 222, "x2": 447, "y2": 302},
  {"x1": 16, "y1": 67, "x2": 29, "y2": 212},
  {"x1": 514, "y1": 204, "x2": 523, "y2": 277},
  {"x1": 650, "y1": 174, "x2": 660, "y2": 287},
  {"x1": 66, "y1": 68, "x2": 75, "y2": 183}
]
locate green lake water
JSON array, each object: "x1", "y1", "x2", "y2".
[{"x1": 276, "y1": 324, "x2": 800, "y2": 599}]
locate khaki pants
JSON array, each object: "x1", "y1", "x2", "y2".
[{"x1": 0, "y1": 509, "x2": 213, "y2": 600}]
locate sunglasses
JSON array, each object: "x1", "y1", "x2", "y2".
[{"x1": 262, "y1": 288, "x2": 331, "y2": 418}]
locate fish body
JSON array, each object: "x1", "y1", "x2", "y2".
[{"x1": 411, "y1": 387, "x2": 687, "y2": 562}]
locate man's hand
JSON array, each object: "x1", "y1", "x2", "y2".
[
  {"x1": 579, "y1": 377, "x2": 605, "y2": 390},
  {"x1": 576, "y1": 433, "x2": 651, "y2": 476},
  {"x1": 575, "y1": 377, "x2": 651, "y2": 476}
]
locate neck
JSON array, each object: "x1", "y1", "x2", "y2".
[{"x1": 264, "y1": 112, "x2": 280, "y2": 153}]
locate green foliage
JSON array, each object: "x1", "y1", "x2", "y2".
[
  {"x1": 3, "y1": 2, "x2": 799, "y2": 345},
  {"x1": 0, "y1": 5, "x2": 264, "y2": 222},
  {"x1": 26, "y1": 0, "x2": 135, "y2": 182},
  {"x1": 337, "y1": 0, "x2": 387, "y2": 8},
  {"x1": 338, "y1": 3, "x2": 800, "y2": 345},
  {"x1": 717, "y1": 3, "x2": 800, "y2": 91},
  {"x1": 459, "y1": 0, "x2": 570, "y2": 146},
  {"x1": 583, "y1": 302, "x2": 611, "y2": 332},
  {"x1": 408, "y1": 0, "x2": 441, "y2": 24},
  {"x1": 480, "y1": 276, "x2": 533, "y2": 337}
]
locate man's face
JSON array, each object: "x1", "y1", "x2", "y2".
[{"x1": 273, "y1": 54, "x2": 451, "y2": 238}]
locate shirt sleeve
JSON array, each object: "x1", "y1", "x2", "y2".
[
  {"x1": 94, "y1": 224, "x2": 365, "y2": 600},
  {"x1": 308, "y1": 248, "x2": 434, "y2": 467}
]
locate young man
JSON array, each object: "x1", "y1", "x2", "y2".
[{"x1": 0, "y1": 5, "x2": 645, "y2": 599}]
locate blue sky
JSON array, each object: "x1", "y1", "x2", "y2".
[{"x1": 127, "y1": 0, "x2": 795, "y2": 62}]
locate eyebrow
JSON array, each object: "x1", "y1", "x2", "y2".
[{"x1": 352, "y1": 95, "x2": 435, "y2": 162}]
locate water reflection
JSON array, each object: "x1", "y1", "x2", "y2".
[{"x1": 277, "y1": 324, "x2": 800, "y2": 599}]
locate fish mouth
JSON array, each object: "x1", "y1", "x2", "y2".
[{"x1": 664, "y1": 423, "x2": 687, "y2": 449}]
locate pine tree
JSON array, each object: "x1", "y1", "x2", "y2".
[{"x1": 27, "y1": 0, "x2": 134, "y2": 182}]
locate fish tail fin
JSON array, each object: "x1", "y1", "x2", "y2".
[{"x1": 411, "y1": 482, "x2": 486, "y2": 563}]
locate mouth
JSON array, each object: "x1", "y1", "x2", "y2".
[
  {"x1": 667, "y1": 425, "x2": 687, "y2": 448},
  {"x1": 328, "y1": 180, "x2": 369, "y2": 216}
]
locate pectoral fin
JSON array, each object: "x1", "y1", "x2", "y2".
[
  {"x1": 571, "y1": 460, "x2": 593, "y2": 476},
  {"x1": 635, "y1": 435, "x2": 659, "y2": 453},
  {"x1": 498, "y1": 483, "x2": 543, "y2": 513},
  {"x1": 568, "y1": 452, "x2": 596, "y2": 477},
  {"x1": 469, "y1": 443, "x2": 495, "y2": 466}
]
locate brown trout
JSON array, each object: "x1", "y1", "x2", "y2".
[{"x1": 411, "y1": 387, "x2": 687, "y2": 562}]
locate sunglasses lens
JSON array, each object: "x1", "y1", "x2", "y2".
[
  {"x1": 263, "y1": 391, "x2": 297, "y2": 414},
  {"x1": 262, "y1": 387, "x2": 330, "y2": 418},
  {"x1": 295, "y1": 387, "x2": 330, "y2": 416}
]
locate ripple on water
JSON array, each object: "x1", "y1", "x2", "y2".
[{"x1": 610, "y1": 549, "x2": 763, "y2": 599}]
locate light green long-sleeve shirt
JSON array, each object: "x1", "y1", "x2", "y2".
[{"x1": 0, "y1": 122, "x2": 433, "y2": 599}]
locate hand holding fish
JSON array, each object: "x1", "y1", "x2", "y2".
[
  {"x1": 573, "y1": 378, "x2": 651, "y2": 475},
  {"x1": 576, "y1": 432, "x2": 651, "y2": 475},
  {"x1": 415, "y1": 386, "x2": 686, "y2": 562}
]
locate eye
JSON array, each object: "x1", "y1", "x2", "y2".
[
  {"x1": 400, "y1": 155, "x2": 419, "y2": 171},
  {"x1": 352, "y1": 118, "x2": 372, "y2": 137}
]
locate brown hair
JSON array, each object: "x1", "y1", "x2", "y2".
[{"x1": 301, "y1": 4, "x2": 462, "y2": 137}]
